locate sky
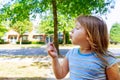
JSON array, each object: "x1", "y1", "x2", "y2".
[
  {"x1": 103, "y1": 0, "x2": 120, "y2": 32},
  {"x1": 0, "y1": 0, "x2": 120, "y2": 32}
]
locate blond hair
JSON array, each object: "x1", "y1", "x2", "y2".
[{"x1": 76, "y1": 15, "x2": 109, "y2": 65}]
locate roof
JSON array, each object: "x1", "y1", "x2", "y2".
[{"x1": 6, "y1": 30, "x2": 19, "y2": 35}]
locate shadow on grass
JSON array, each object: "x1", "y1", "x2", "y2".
[
  {"x1": 31, "y1": 62, "x2": 51, "y2": 68},
  {"x1": 0, "y1": 77, "x2": 70, "y2": 80},
  {"x1": 0, "y1": 77, "x2": 46, "y2": 80},
  {"x1": 0, "y1": 77, "x2": 54, "y2": 80}
]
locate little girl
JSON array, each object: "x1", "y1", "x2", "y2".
[{"x1": 47, "y1": 15, "x2": 120, "y2": 80}]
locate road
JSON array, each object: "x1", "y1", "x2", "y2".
[{"x1": 0, "y1": 45, "x2": 120, "y2": 57}]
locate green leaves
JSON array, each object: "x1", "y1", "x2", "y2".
[
  {"x1": 58, "y1": 14, "x2": 74, "y2": 32},
  {"x1": 38, "y1": 15, "x2": 54, "y2": 34},
  {"x1": 57, "y1": 0, "x2": 114, "y2": 17},
  {"x1": 1, "y1": 0, "x2": 43, "y2": 23},
  {"x1": 110, "y1": 23, "x2": 120, "y2": 43},
  {"x1": 0, "y1": 24, "x2": 7, "y2": 37},
  {"x1": 11, "y1": 20, "x2": 32, "y2": 35},
  {"x1": 0, "y1": 0, "x2": 115, "y2": 44},
  {"x1": 1, "y1": 0, "x2": 114, "y2": 23}
]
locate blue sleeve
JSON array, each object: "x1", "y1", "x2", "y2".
[
  {"x1": 65, "y1": 50, "x2": 71, "y2": 60},
  {"x1": 106, "y1": 55, "x2": 119, "y2": 68},
  {"x1": 65, "y1": 48, "x2": 74, "y2": 60}
]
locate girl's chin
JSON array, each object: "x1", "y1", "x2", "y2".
[
  {"x1": 71, "y1": 41, "x2": 76, "y2": 45},
  {"x1": 70, "y1": 39, "x2": 79, "y2": 45},
  {"x1": 71, "y1": 41, "x2": 80, "y2": 45}
]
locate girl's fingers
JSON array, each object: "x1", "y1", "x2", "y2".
[
  {"x1": 47, "y1": 42, "x2": 55, "y2": 52},
  {"x1": 47, "y1": 42, "x2": 58, "y2": 58}
]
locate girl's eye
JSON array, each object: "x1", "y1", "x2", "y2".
[{"x1": 75, "y1": 27, "x2": 80, "y2": 30}]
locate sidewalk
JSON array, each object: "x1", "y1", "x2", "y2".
[{"x1": 0, "y1": 44, "x2": 120, "y2": 56}]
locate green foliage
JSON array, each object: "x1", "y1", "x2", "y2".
[
  {"x1": 0, "y1": 38, "x2": 4, "y2": 44},
  {"x1": 58, "y1": 14, "x2": 74, "y2": 32},
  {"x1": 0, "y1": 14, "x2": 7, "y2": 23},
  {"x1": 38, "y1": 15, "x2": 54, "y2": 34},
  {"x1": 11, "y1": 20, "x2": 32, "y2": 34},
  {"x1": 16, "y1": 41, "x2": 31, "y2": 44},
  {"x1": 16, "y1": 41, "x2": 45, "y2": 44},
  {"x1": 1, "y1": 0, "x2": 114, "y2": 25},
  {"x1": 1, "y1": 0, "x2": 35, "y2": 23},
  {"x1": 0, "y1": 0, "x2": 51, "y2": 23},
  {"x1": 65, "y1": 31, "x2": 71, "y2": 44},
  {"x1": 32, "y1": 41, "x2": 45, "y2": 44},
  {"x1": 57, "y1": 0, "x2": 115, "y2": 17},
  {"x1": 0, "y1": 0, "x2": 115, "y2": 48},
  {"x1": 110, "y1": 23, "x2": 120, "y2": 43},
  {"x1": 0, "y1": 24, "x2": 7, "y2": 37},
  {"x1": 38, "y1": 13, "x2": 74, "y2": 35}
]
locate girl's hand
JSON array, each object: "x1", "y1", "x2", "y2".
[{"x1": 47, "y1": 42, "x2": 58, "y2": 59}]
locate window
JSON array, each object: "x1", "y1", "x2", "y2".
[
  {"x1": 33, "y1": 35, "x2": 43, "y2": 41},
  {"x1": 22, "y1": 36, "x2": 28, "y2": 41}
]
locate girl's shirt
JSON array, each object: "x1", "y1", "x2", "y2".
[{"x1": 66, "y1": 48, "x2": 118, "y2": 80}]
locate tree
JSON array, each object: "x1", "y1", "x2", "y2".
[
  {"x1": 0, "y1": 24, "x2": 7, "y2": 38},
  {"x1": 38, "y1": 15, "x2": 54, "y2": 34},
  {"x1": 39, "y1": 14, "x2": 74, "y2": 44},
  {"x1": 52, "y1": 0, "x2": 59, "y2": 54},
  {"x1": 42, "y1": 0, "x2": 115, "y2": 55},
  {"x1": 1, "y1": 0, "x2": 115, "y2": 55},
  {"x1": 0, "y1": 24, "x2": 7, "y2": 43},
  {"x1": 57, "y1": 0, "x2": 115, "y2": 16},
  {"x1": 11, "y1": 20, "x2": 32, "y2": 44},
  {"x1": 0, "y1": 12, "x2": 8, "y2": 37},
  {"x1": 58, "y1": 15, "x2": 74, "y2": 44},
  {"x1": 110, "y1": 23, "x2": 120, "y2": 43}
]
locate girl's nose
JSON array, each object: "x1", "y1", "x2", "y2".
[{"x1": 71, "y1": 29, "x2": 74, "y2": 33}]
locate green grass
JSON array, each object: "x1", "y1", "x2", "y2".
[
  {"x1": 0, "y1": 57, "x2": 52, "y2": 78},
  {"x1": 0, "y1": 77, "x2": 46, "y2": 80}
]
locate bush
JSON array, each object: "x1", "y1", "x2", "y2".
[
  {"x1": 67, "y1": 40, "x2": 72, "y2": 44},
  {"x1": 16, "y1": 41, "x2": 31, "y2": 44},
  {"x1": 0, "y1": 39, "x2": 4, "y2": 44},
  {"x1": 32, "y1": 41, "x2": 45, "y2": 44},
  {"x1": 58, "y1": 38, "x2": 63, "y2": 44},
  {"x1": 110, "y1": 23, "x2": 120, "y2": 43}
]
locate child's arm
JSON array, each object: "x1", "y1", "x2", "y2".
[
  {"x1": 52, "y1": 57, "x2": 69, "y2": 79},
  {"x1": 47, "y1": 43, "x2": 69, "y2": 79},
  {"x1": 106, "y1": 63, "x2": 120, "y2": 80}
]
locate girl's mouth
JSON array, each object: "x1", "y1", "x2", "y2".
[{"x1": 70, "y1": 35, "x2": 72, "y2": 39}]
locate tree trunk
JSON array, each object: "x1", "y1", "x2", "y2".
[
  {"x1": 20, "y1": 35, "x2": 22, "y2": 46},
  {"x1": 63, "y1": 29, "x2": 66, "y2": 45},
  {"x1": 52, "y1": 0, "x2": 59, "y2": 55}
]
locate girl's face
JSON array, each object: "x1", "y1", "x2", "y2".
[{"x1": 70, "y1": 21, "x2": 88, "y2": 45}]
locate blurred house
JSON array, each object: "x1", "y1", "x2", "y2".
[
  {"x1": 5, "y1": 30, "x2": 19, "y2": 44},
  {"x1": 4, "y1": 30, "x2": 46, "y2": 44}
]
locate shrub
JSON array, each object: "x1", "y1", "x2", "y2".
[
  {"x1": 16, "y1": 41, "x2": 31, "y2": 44},
  {"x1": 32, "y1": 41, "x2": 45, "y2": 44},
  {"x1": 110, "y1": 23, "x2": 120, "y2": 43},
  {"x1": 0, "y1": 39, "x2": 4, "y2": 44}
]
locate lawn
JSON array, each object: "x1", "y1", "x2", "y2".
[
  {"x1": 0, "y1": 56, "x2": 55, "y2": 80},
  {"x1": 0, "y1": 56, "x2": 69, "y2": 80}
]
